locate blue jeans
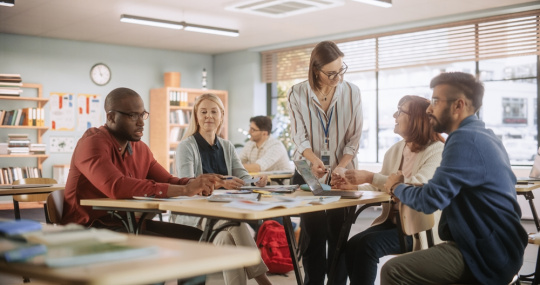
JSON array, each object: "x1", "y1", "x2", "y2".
[{"x1": 346, "y1": 220, "x2": 412, "y2": 285}]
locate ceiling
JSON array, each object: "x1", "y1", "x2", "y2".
[{"x1": 0, "y1": 0, "x2": 538, "y2": 55}]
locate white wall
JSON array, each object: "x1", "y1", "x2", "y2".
[{"x1": 214, "y1": 50, "x2": 266, "y2": 146}]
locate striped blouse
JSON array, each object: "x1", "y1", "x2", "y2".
[{"x1": 287, "y1": 80, "x2": 363, "y2": 171}]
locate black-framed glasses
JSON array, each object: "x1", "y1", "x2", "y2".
[
  {"x1": 319, "y1": 62, "x2": 348, "y2": 80},
  {"x1": 249, "y1": 127, "x2": 261, "y2": 133},
  {"x1": 396, "y1": 106, "x2": 410, "y2": 117},
  {"x1": 109, "y1": 110, "x2": 150, "y2": 121},
  {"x1": 430, "y1": 98, "x2": 457, "y2": 107}
]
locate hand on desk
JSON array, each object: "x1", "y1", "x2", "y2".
[
  {"x1": 180, "y1": 174, "x2": 219, "y2": 196},
  {"x1": 216, "y1": 176, "x2": 245, "y2": 190},
  {"x1": 254, "y1": 175, "x2": 267, "y2": 187}
]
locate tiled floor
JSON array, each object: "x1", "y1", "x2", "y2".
[{"x1": 1, "y1": 206, "x2": 538, "y2": 285}]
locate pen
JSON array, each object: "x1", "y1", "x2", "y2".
[{"x1": 221, "y1": 176, "x2": 234, "y2": 180}]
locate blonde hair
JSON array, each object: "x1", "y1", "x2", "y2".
[{"x1": 182, "y1": 93, "x2": 225, "y2": 140}]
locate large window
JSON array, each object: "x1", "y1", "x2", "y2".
[{"x1": 265, "y1": 10, "x2": 540, "y2": 165}]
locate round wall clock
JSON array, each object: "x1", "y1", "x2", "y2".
[{"x1": 90, "y1": 63, "x2": 111, "y2": 86}]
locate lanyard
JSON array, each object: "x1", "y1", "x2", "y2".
[{"x1": 317, "y1": 106, "x2": 334, "y2": 147}]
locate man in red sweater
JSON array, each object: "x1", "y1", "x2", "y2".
[{"x1": 62, "y1": 87, "x2": 217, "y2": 227}]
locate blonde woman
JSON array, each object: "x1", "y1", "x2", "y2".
[{"x1": 172, "y1": 93, "x2": 270, "y2": 285}]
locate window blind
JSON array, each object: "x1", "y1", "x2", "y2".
[{"x1": 261, "y1": 9, "x2": 540, "y2": 83}]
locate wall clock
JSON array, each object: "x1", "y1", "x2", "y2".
[{"x1": 90, "y1": 63, "x2": 111, "y2": 86}]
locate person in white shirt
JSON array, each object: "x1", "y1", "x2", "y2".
[{"x1": 239, "y1": 116, "x2": 292, "y2": 173}]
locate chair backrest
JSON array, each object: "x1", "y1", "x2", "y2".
[
  {"x1": 46, "y1": 189, "x2": 65, "y2": 224},
  {"x1": 396, "y1": 203, "x2": 435, "y2": 252}
]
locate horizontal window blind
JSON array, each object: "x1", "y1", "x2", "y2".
[{"x1": 261, "y1": 9, "x2": 540, "y2": 83}]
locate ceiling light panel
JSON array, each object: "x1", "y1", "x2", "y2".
[{"x1": 226, "y1": 0, "x2": 344, "y2": 18}]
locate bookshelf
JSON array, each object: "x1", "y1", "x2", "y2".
[
  {"x1": 0, "y1": 83, "x2": 48, "y2": 184},
  {"x1": 149, "y1": 87, "x2": 228, "y2": 173}
]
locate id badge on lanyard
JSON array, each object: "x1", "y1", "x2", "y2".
[{"x1": 318, "y1": 107, "x2": 333, "y2": 172}]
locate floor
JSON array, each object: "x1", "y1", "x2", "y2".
[{"x1": 0, "y1": 205, "x2": 538, "y2": 285}]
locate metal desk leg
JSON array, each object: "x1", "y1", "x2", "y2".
[
  {"x1": 524, "y1": 191, "x2": 540, "y2": 231},
  {"x1": 327, "y1": 203, "x2": 383, "y2": 285},
  {"x1": 13, "y1": 200, "x2": 21, "y2": 220},
  {"x1": 283, "y1": 216, "x2": 303, "y2": 285}
]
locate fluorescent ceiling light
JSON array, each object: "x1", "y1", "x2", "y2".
[
  {"x1": 184, "y1": 24, "x2": 239, "y2": 37},
  {"x1": 120, "y1": 14, "x2": 184, "y2": 30},
  {"x1": 0, "y1": 0, "x2": 15, "y2": 7},
  {"x1": 120, "y1": 14, "x2": 239, "y2": 37},
  {"x1": 352, "y1": 0, "x2": 392, "y2": 8}
]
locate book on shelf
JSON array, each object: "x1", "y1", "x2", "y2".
[
  {"x1": 0, "y1": 167, "x2": 42, "y2": 185},
  {"x1": 0, "y1": 82, "x2": 23, "y2": 87},
  {"x1": 0, "y1": 74, "x2": 22, "y2": 82},
  {"x1": 169, "y1": 90, "x2": 189, "y2": 107},
  {"x1": 29, "y1": 144, "x2": 46, "y2": 154},
  {"x1": 0, "y1": 87, "x2": 22, "y2": 96}
]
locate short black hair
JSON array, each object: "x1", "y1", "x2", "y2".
[
  {"x1": 430, "y1": 72, "x2": 484, "y2": 111},
  {"x1": 250, "y1": 116, "x2": 272, "y2": 133}
]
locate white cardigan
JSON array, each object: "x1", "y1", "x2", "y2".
[{"x1": 360, "y1": 140, "x2": 444, "y2": 247}]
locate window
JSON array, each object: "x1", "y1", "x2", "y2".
[{"x1": 265, "y1": 10, "x2": 540, "y2": 165}]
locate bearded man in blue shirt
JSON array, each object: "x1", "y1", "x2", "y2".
[{"x1": 381, "y1": 72, "x2": 527, "y2": 285}]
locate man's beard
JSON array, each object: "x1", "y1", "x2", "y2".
[{"x1": 430, "y1": 107, "x2": 452, "y2": 134}]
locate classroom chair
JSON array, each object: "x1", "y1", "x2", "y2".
[
  {"x1": 12, "y1": 177, "x2": 57, "y2": 220},
  {"x1": 45, "y1": 189, "x2": 64, "y2": 224}
]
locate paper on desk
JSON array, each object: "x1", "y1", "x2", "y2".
[
  {"x1": 239, "y1": 185, "x2": 298, "y2": 193},
  {"x1": 223, "y1": 199, "x2": 306, "y2": 211},
  {"x1": 207, "y1": 193, "x2": 260, "y2": 202},
  {"x1": 133, "y1": 196, "x2": 207, "y2": 201},
  {"x1": 276, "y1": 196, "x2": 341, "y2": 205}
]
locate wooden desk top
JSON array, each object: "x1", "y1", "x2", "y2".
[
  {"x1": 0, "y1": 184, "x2": 65, "y2": 196},
  {"x1": 81, "y1": 198, "x2": 161, "y2": 209},
  {"x1": 0, "y1": 234, "x2": 260, "y2": 285},
  {"x1": 516, "y1": 183, "x2": 540, "y2": 193},
  {"x1": 159, "y1": 190, "x2": 390, "y2": 221}
]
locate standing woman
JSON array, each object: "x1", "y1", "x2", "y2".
[
  {"x1": 287, "y1": 40, "x2": 363, "y2": 285},
  {"x1": 172, "y1": 93, "x2": 271, "y2": 285}
]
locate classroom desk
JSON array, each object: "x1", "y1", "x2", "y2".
[
  {"x1": 159, "y1": 190, "x2": 390, "y2": 285},
  {"x1": 0, "y1": 233, "x2": 260, "y2": 285},
  {"x1": 249, "y1": 171, "x2": 294, "y2": 185},
  {"x1": 0, "y1": 184, "x2": 66, "y2": 220},
  {"x1": 80, "y1": 198, "x2": 163, "y2": 234}
]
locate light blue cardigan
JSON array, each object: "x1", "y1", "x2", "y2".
[
  {"x1": 175, "y1": 135, "x2": 251, "y2": 180},
  {"x1": 171, "y1": 135, "x2": 251, "y2": 228}
]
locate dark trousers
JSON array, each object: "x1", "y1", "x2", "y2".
[
  {"x1": 345, "y1": 220, "x2": 412, "y2": 285},
  {"x1": 293, "y1": 171, "x2": 348, "y2": 285}
]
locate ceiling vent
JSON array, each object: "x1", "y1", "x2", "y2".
[{"x1": 226, "y1": 0, "x2": 344, "y2": 18}]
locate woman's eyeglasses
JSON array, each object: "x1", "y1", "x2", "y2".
[
  {"x1": 396, "y1": 107, "x2": 410, "y2": 117},
  {"x1": 319, "y1": 62, "x2": 348, "y2": 80}
]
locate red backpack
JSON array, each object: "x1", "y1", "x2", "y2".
[{"x1": 256, "y1": 220, "x2": 294, "y2": 274}]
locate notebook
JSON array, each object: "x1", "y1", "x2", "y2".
[
  {"x1": 294, "y1": 160, "x2": 363, "y2": 199},
  {"x1": 517, "y1": 147, "x2": 540, "y2": 184}
]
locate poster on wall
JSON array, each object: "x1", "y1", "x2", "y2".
[
  {"x1": 77, "y1": 94, "x2": 101, "y2": 131},
  {"x1": 50, "y1": 92, "x2": 75, "y2": 131},
  {"x1": 49, "y1": 136, "x2": 76, "y2": 153}
]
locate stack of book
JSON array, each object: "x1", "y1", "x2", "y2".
[
  {"x1": 7, "y1": 134, "x2": 30, "y2": 155},
  {"x1": 0, "y1": 107, "x2": 44, "y2": 126},
  {"x1": 0, "y1": 74, "x2": 23, "y2": 96},
  {"x1": 29, "y1": 143, "x2": 46, "y2": 154}
]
